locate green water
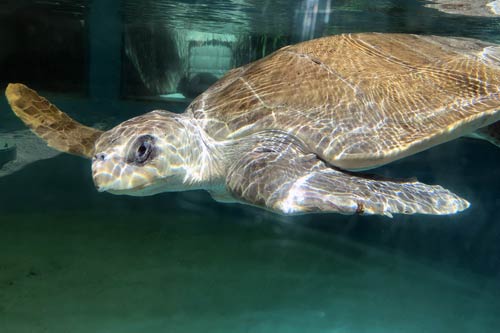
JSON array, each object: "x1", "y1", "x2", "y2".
[{"x1": 1, "y1": 1, "x2": 500, "y2": 332}]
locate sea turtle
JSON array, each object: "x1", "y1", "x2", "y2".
[{"x1": 5, "y1": 33, "x2": 500, "y2": 217}]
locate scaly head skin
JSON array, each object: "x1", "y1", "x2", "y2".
[{"x1": 92, "y1": 110, "x2": 223, "y2": 196}]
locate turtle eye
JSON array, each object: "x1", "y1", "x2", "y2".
[
  {"x1": 128, "y1": 135, "x2": 155, "y2": 164},
  {"x1": 136, "y1": 141, "x2": 151, "y2": 162}
]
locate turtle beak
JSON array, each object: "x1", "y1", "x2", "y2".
[
  {"x1": 91, "y1": 152, "x2": 123, "y2": 193},
  {"x1": 93, "y1": 175, "x2": 111, "y2": 192},
  {"x1": 91, "y1": 151, "x2": 161, "y2": 195}
]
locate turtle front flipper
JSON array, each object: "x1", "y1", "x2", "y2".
[
  {"x1": 225, "y1": 134, "x2": 470, "y2": 217},
  {"x1": 472, "y1": 121, "x2": 500, "y2": 147},
  {"x1": 5, "y1": 83, "x2": 103, "y2": 158}
]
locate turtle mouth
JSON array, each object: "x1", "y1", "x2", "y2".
[
  {"x1": 93, "y1": 177, "x2": 160, "y2": 196},
  {"x1": 92, "y1": 159, "x2": 159, "y2": 196},
  {"x1": 92, "y1": 166, "x2": 166, "y2": 196},
  {"x1": 105, "y1": 182, "x2": 169, "y2": 196},
  {"x1": 106, "y1": 186, "x2": 147, "y2": 196},
  {"x1": 91, "y1": 146, "x2": 167, "y2": 196},
  {"x1": 92, "y1": 172, "x2": 155, "y2": 195}
]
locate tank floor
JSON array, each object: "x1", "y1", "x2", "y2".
[{"x1": 1, "y1": 210, "x2": 499, "y2": 333}]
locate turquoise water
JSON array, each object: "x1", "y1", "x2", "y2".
[{"x1": 1, "y1": 1, "x2": 500, "y2": 332}]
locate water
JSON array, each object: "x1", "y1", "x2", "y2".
[{"x1": 1, "y1": 1, "x2": 500, "y2": 332}]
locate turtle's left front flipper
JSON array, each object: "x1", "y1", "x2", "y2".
[
  {"x1": 226, "y1": 136, "x2": 470, "y2": 217},
  {"x1": 5, "y1": 83, "x2": 103, "y2": 158}
]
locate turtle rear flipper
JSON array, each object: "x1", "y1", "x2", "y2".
[
  {"x1": 5, "y1": 83, "x2": 102, "y2": 158},
  {"x1": 225, "y1": 134, "x2": 470, "y2": 217}
]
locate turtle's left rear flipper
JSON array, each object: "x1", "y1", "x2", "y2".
[
  {"x1": 5, "y1": 83, "x2": 103, "y2": 158},
  {"x1": 225, "y1": 135, "x2": 470, "y2": 217}
]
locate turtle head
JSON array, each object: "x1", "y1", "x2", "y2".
[
  {"x1": 4, "y1": 84, "x2": 210, "y2": 196},
  {"x1": 92, "y1": 110, "x2": 196, "y2": 196}
]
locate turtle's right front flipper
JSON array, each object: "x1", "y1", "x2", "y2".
[
  {"x1": 472, "y1": 121, "x2": 500, "y2": 147},
  {"x1": 5, "y1": 83, "x2": 103, "y2": 158},
  {"x1": 225, "y1": 135, "x2": 470, "y2": 217}
]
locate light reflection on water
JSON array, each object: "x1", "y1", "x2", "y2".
[{"x1": 122, "y1": 0, "x2": 500, "y2": 41}]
